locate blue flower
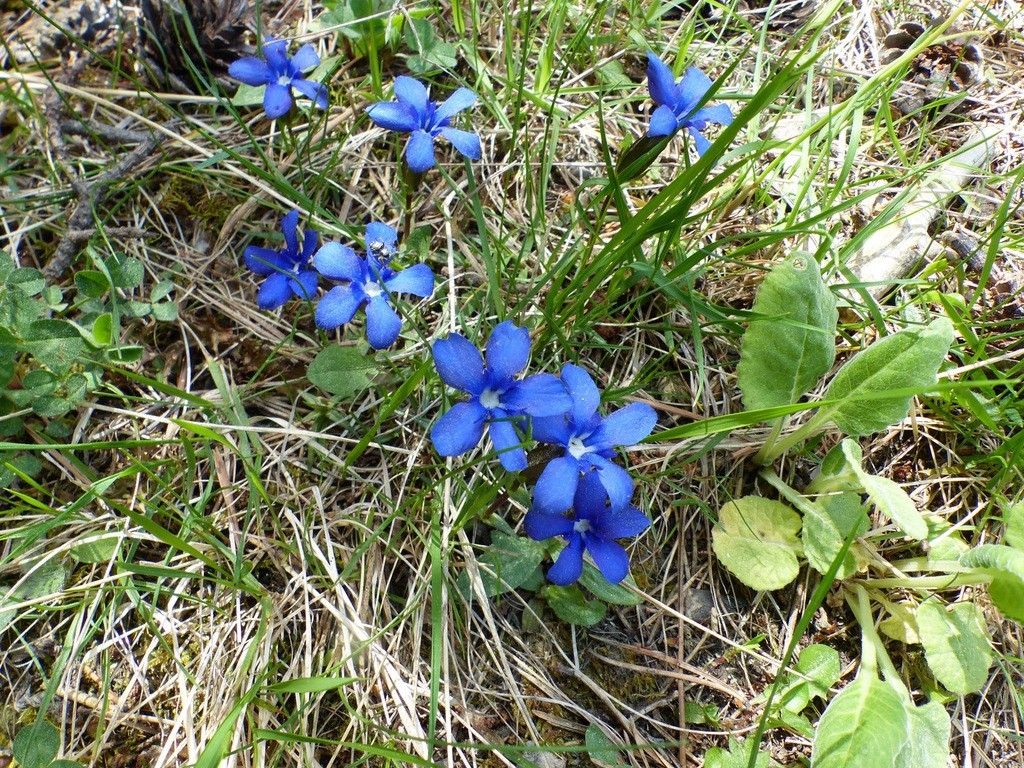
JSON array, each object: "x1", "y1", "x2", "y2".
[
  {"x1": 531, "y1": 363, "x2": 657, "y2": 515},
  {"x1": 525, "y1": 469, "x2": 651, "y2": 586},
  {"x1": 366, "y1": 76, "x2": 481, "y2": 173},
  {"x1": 646, "y1": 52, "x2": 733, "y2": 156},
  {"x1": 313, "y1": 223, "x2": 434, "y2": 350},
  {"x1": 228, "y1": 37, "x2": 329, "y2": 119},
  {"x1": 430, "y1": 322, "x2": 572, "y2": 471},
  {"x1": 244, "y1": 210, "x2": 320, "y2": 309}
]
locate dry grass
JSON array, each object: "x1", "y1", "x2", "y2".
[{"x1": 1, "y1": 0, "x2": 1024, "y2": 766}]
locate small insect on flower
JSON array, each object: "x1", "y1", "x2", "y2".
[
  {"x1": 228, "y1": 37, "x2": 328, "y2": 119},
  {"x1": 645, "y1": 51, "x2": 733, "y2": 156},
  {"x1": 525, "y1": 469, "x2": 651, "y2": 586},
  {"x1": 243, "y1": 210, "x2": 319, "y2": 310},
  {"x1": 313, "y1": 222, "x2": 433, "y2": 350},
  {"x1": 430, "y1": 322, "x2": 572, "y2": 471},
  {"x1": 366, "y1": 76, "x2": 481, "y2": 173},
  {"x1": 531, "y1": 363, "x2": 657, "y2": 515}
]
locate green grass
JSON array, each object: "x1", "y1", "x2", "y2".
[{"x1": 2, "y1": 0, "x2": 1024, "y2": 766}]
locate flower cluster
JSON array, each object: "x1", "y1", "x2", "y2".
[
  {"x1": 431, "y1": 327, "x2": 656, "y2": 585},
  {"x1": 231, "y1": 47, "x2": 727, "y2": 588}
]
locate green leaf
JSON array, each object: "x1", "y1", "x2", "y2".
[
  {"x1": 13, "y1": 721, "x2": 61, "y2": 768},
  {"x1": 457, "y1": 532, "x2": 545, "y2": 600},
  {"x1": 151, "y1": 280, "x2": 176, "y2": 302},
  {"x1": 307, "y1": 345, "x2": 377, "y2": 399},
  {"x1": 232, "y1": 83, "x2": 266, "y2": 107},
  {"x1": 916, "y1": 601, "x2": 991, "y2": 695},
  {"x1": 879, "y1": 601, "x2": 920, "y2": 645},
  {"x1": 782, "y1": 644, "x2": 841, "y2": 712},
  {"x1": 21, "y1": 319, "x2": 86, "y2": 374},
  {"x1": 812, "y1": 674, "x2": 908, "y2": 768},
  {"x1": 265, "y1": 676, "x2": 358, "y2": 694},
  {"x1": 584, "y1": 724, "x2": 625, "y2": 768},
  {"x1": 16, "y1": 559, "x2": 67, "y2": 600},
  {"x1": 33, "y1": 395, "x2": 73, "y2": 418},
  {"x1": 738, "y1": 253, "x2": 838, "y2": 412},
  {"x1": 961, "y1": 544, "x2": 1024, "y2": 622},
  {"x1": 711, "y1": 497, "x2": 802, "y2": 591},
  {"x1": 107, "y1": 256, "x2": 144, "y2": 289},
  {"x1": 579, "y1": 568, "x2": 643, "y2": 606},
  {"x1": 543, "y1": 585, "x2": 607, "y2": 626},
  {"x1": 0, "y1": 453, "x2": 42, "y2": 488},
  {"x1": 840, "y1": 440, "x2": 928, "y2": 540},
  {"x1": 705, "y1": 737, "x2": 772, "y2": 768},
  {"x1": 822, "y1": 318, "x2": 953, "y2": 436},
  {"x1": 802, "y1": 492, "x2": 869, "y2": 578},
  {"x1": 10, "y1": 267, "x2": 46, "y2": 296},
  {"x1": 72, "y1": 535, "x2": 121, "y2": 563},
  {"x1": 74, "y1": 270, "x2": 110, "y2": 298},
  {"x1": 92, "y1": 312, "x2": 113, "y2": 346},
  {"x1": 895, "y1": 699, "x2": 950, "y2": 768},
  {"x1": 49, "y1": 761, "x2": 86, "y2": 768},
  {"x1": 1004, "y1": 502, "x2": 1024, "y2": 552},
  {"x1": 152, "y1": 301, "x2": 179, "y2": 322}
]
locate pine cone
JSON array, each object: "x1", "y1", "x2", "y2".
[
  {"x1": 880, "y1": 21, "x2": 984, "y2": 115},
  {"x1": 138, "y1": 0, "x2": 254, "y2": 92}
]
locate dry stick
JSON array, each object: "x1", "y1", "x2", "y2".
[
  {"x1": 839, "y1": 124, "x2": 1002, "y2": 301},
  {"x1": 42, "y1": 52, "x2": 159, "y2": 280}
]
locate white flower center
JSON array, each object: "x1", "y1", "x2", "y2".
[
  {"x1": 364, "y1": 280, "x2": 383, "y2": 298},
  {"x1": 479, "y1": 388, "x2": 501, "y2": 410},
  {"x1": 567, "y1": 436, "x2": 590, "y2": 459},
  {"x1": 573, "y1": 519, "x2": 592, "y2": 534}
]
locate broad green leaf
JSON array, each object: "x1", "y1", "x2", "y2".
[
  {"x1": 1004, "y1": 503, "x2": 1024, "y2": 552},
  {"x1": 17, "y1": 559, "x2": 67, "y2": 600},
  {"x1": 107, "y1": 256, "x2": 144, "y2": 289},
  {"x1": 72, "y1": 535, "x2": 121, "y2": 563},
  {"x1": 32, "y1": 395, "x2": 74, "y2": 418},
  {"x1": 802, "y1": 492, "x2": 869, "y2": 578},
  {"x1": 712, "y1": 497, "x2": 802, "y2": 591},
  {"x1": 92, "y1": 312, "x2": 113, "y2": 346},
  {"x1": 74, "y1": 270, "x2": 110, "y2": 298},
  {"x1": 231, "y1": 83, "x2": 266, "y2": 107},
  {"x1": 879, "y1": 601, "x2": 920, "y2": 645},
  {"x1": 841, "y1": 440, "x2": 928, "y2": 540},
  {"x1": 50, "y1": 761, "x2": 86, "y2": 768},
  {"x1": 307, "y1": 345, "x2": 376, "y2": 399},
  {"x1": 706, "y1": 737, "x2": 772, "y2": 768},
  {"x1": 10, "y1": 267, "x2": 46, "y2": 296},
  {"x1": 916, "y1": 601, "x2": 991, "y2": 694},
  {"x1": 21, "y1": 319, "x2": 86, "y2": 374},
  {"x1": 683, "y1": 701, "x2": 720, "y2": 725},
  {"x1": 787, "y1": 644, "x2": 841, "y2": 711},
  {"x1": 584, "y1": 724, "x2": 625, "y2": 768},
  {"x1": 266, "y1": 676, "x2": 358, "y2": 694},
  {"x1": 544, "y1": 585, "x2": 607, "y2": 626},
  {"x1": 958, "y1": 544, "x2": 1024, "y2": 622},
  {"x1": 152, "y1": 301, "x2": 179, "y2": 322},
  {"x1": 811, "y1": 674, "x2": 908, "y2": 768},
  {"x1": 0, "y1": 453, "x2": 42, "y2": 488},
  {"x1": 895, "y1": 699, "x2": 950, "y2": 768},
  {"x1": 822, "y1": 317, "x2": 953, "y2": 436},
  {"x1": 13, "y1": 721, "x2": 60, "y2": 768},
  {"x1": 579, "y1": 567, "x2": 642, "y2": 606},
  {"x1": 457, "y1": 532, "x2": 545, "y2": 600},
  {"x1": 738, "y1": 253, "x2": 837, "y2": 411}
]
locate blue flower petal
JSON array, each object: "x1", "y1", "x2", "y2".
[
  {"x1": 432, "y1": 333, "x2": 486, "y2": 394},
  {"x1": 489, "y1": 408, "x2": 528, "y2": 471},
  {"x1": 588, "y1": 454, "x2": 635, "y2": 512},
  {"x1": 365, "y1": 295, "x2": 402, "y2": 350},
  {"x1": 367, "y1": 102, "x2": 420, "y2": 133},
  {"x1": 547, "y1": 535, "x2": 585, "y2": 586},
  {"x1": 534, "y1": 455, "x2": 581, "y2": 514},
  {"x1": 405, "y1": 130, "x2": 436, "y2": 173},
  {"x1": 229, "y1": 57, "x2": 273, "y2": 86},
  {"x1": 439, "y1": 127, "x2": 481, "y2": 160},
  {"x1": 244, "y1": 246, "x2": 290, "y2": 275},
  {"x1": 315, "y1": 284, "x2": 365, "y2": 329},
  {"x1": 524, "y1": 509, "x2": 575, "y2": 541},
  {"x1": 584, "y1": 535, "x2": 630, "y2": 584},
  {"x1": 689, "y1": 128, "x2": 712, "y2": 157},
  {"x1": 313, "y1": 243, "x2": 364, "y2": 282},
  {"x1": 263, "y1": 82, "x2": 293, "y2": 119},
  {"x1": 281, "y1": 210, "x2": 300, "y2": 257},
  {"x1": 574, "y1": 469, "x2": 611, "y2": 521},
  {"x1": 688, "y1": 103, "x2": 734, "y2": 128},
  {"x1": 263, "y1": 38, "x2": 289, "y2": 72},
  {"x1": 597, "y1": 505, "x2": 651, "y2": 540},
  {"x1": 385, "y1": 264, "x2": 434, "y2": 297},
  {"x1": 292, "y1": 78, "x2": 328, "y2": 109},
  {"x1": 648, "y1": 104, "x2": 680, "y2": 137},
  {"x1": 646, "y1": 52, "x2": 677, "y2": 107},
  {"x1": 561, "y1": 363, "x2": 601, "y2": 426},
  {"x1": 290, "y1": 44, "x2": 320, "y2": 72},
  {"x1": 676, "y1": 66, "x2": 713, "y2": 114},
  {"x1": 432, "y1": 87, "x2": 477, "y2": 125},
  {"x1": 365, "y1": 222, "x2": 398, "y2": 257},
  {"x1": 485, "y1": 321, "x2": 531, "y2": 384},
  {"x1": 257, "y1": 272, "x2": 293, "y2": 310},
  {"x1": 588, "y1": 403, "x2": 657, "y2": 450},
  {"x1": 393, "y1": 76, "x2": 430, "y2": 121},
  {"x1": 530, "y1": 414, "x2": 571, "y2": 446},
  {"x1": 431, "y1": 400, "x2": 487, "y2": 457},
  {"x1": 290, "y1": 269, "x2": 319, "y2": 301},
  {"x1": 503, "y1": 373, "x2": 571, "y2": 417},
  {"x1": 300, "y1": 229, "x2": 319, "y2": 260}
]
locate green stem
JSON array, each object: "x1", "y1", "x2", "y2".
[
  {"x1": 760, "y1": 410, "x2": 829, "y2": 464},
  {"x1": 753, "y1": 418, "x2": 786, "y2": 466},
  {"x1": 858, "y1": 572, "x2": 989, "y2": 590}
]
